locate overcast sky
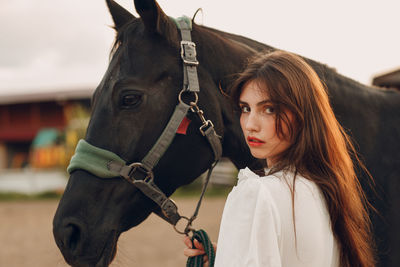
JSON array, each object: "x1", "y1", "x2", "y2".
[{"x1": 0, "y1": 0, "x2": 399, "y2": 95}]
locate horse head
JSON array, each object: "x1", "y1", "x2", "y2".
[{"x1": 53, "y1": 0, "x2": 261, "y2": 266}]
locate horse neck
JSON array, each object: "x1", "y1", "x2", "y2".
[{"x1": 193, "y1": 25, "x2": 267, "y2": 170}]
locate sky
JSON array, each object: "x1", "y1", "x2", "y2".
[{"x1": 0, "y1": 0, "x2": 399, "y2": 95}]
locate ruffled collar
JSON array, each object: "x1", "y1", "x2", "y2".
[{"x1": 237, "y1": 167, "x2": 261, "y2": 183}]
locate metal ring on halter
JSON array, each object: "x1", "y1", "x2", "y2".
[
  {"x1": 127, "y1": 162, "x2": 154, "y2": 182},
  {"x1": 174, "y1": 216, "x2": 195, "y2": 235},
  {"x1": 178, "y1": 89, "x2": 198, "y2": 105}
]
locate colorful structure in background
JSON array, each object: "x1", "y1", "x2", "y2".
[
  {"x1": 372, "y1": 68, "x2": 400, "y2": 90},
  {"x1": 30, "y1": 128, "x2": 65, "y2": 168},
  {"x1": 0, "y1": 89, "x2": 92, "y2": 171},
  {"x1": 29, "y1": 103, "x2": 90, "y2": 169}
]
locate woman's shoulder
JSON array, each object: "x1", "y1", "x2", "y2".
[
  {"x1": 227, "y1": 168, "x2": 283, "y2": 229},
  {"x1": 230, "y1": 167, "x2": 281, "y2": 205},
  {"x1": 233, "y1": 167, "x2": 291, "y2": 207}
]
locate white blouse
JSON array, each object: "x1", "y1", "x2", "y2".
[{"x1": 214, "y1": 167, "x2": 339, "y2": 267}]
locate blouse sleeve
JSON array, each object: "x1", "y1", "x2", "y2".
[{"x1": 214, "y1": 173, "x2": 282, "y2": 267}]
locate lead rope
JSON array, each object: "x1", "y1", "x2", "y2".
[
  {"x1": 186, "y1": 229, "x2": 216, "y2": 267},
  {"x1": 183, "y1": 160, "x2": 217, "y2": 231},
  {"x1": 184, "y1": 162, "x2": 217, "y2": 267}
]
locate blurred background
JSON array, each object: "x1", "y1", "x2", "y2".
[{"x1": 0, "y1": 0, "x2": 399, "y2": 266}]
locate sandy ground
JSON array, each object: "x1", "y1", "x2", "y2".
[{"x1": 0, "y1": 197, "x2": 226, "y2": 267}]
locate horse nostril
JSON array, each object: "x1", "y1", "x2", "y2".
[
  {"x1": 55, "y1": 218, "x2": 87, "y2": 258},
  {"x1": 64, "y1": 224, "x2": 81, "y2": 252},
  {"x1": 53, "y1": 216, "x2": 89, "y2": 265}
]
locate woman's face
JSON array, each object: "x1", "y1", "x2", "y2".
[{"x1": 239, "y1": 80, "x2": 293, "y2": 166}]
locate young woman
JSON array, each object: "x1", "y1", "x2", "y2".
[{"x1": 183, "y1": 50, "x2": 375, "y2": 267}]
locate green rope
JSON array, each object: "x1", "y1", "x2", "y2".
[{"x1": 186, "y1": 229, "x2": 215, "y2": 267}]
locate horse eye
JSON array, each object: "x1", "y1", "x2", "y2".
[{"x1": 120, "y1": 93, "x2": 142, "y2": 109}]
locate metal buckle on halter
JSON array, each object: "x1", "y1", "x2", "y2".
[
  {"x1": 180, "y1": 41, "x2": 199, "y2": 66},
  {"x1": 161, "y1": 198, "x2": 178, "y2": 217},
  {"x1": 199, "y1": 120, "x2": 214, "y2": 136},
  {"x1": 127, "y1": 162, "x2": 154, "y2": 183}
]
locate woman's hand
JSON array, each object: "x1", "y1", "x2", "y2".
[{"x1": 183, "y1": 235, "x2": 217, "y2": 267}]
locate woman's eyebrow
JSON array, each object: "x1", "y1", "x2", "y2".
[
  {"x1": 238, "y1": 99, "x2": 272, "y2": 106},
  {"x1": 256, "y1": 99, "x2": 273, "y2": 106}
]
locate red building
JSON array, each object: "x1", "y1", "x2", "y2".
[
  {"x1": 372, "y1": 68, "x2": 400, "y2": 90},
  {"x1": 0, "y1": 88, "x2": 92, "y2": 169}
]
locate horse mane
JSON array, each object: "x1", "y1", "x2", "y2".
[
  {"x1": 195, "y1": 23, "x2": 359, "y2": 93},
  {"x1": 201, "y1": 25, "x2": 274, "y2": 52}
]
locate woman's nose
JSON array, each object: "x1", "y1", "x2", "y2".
[{"x1": 244, "y1": 112, "x2": 260, "y2": 132}]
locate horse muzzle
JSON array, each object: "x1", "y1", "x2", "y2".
[{"x1": 53, "y1": 169, "x2": 154, "y2": 266}]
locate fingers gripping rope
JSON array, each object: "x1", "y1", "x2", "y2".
[{"x1": 186, "y1": 230, "x2": 215, "y2": 267}]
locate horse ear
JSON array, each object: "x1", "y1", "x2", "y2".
[
  {"x1": 134, "y1": 0, "x2": 178, "y2": 41},
  {"x1": 106, "y1": 0, "x2": 135, "y2": 31}
]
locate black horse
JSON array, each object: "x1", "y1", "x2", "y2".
[{"x1": 53, "y1": 0, "x2": 400, "y2": 266}]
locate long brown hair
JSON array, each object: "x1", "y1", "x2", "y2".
[{"x1": 230, "y1": 50, "x2": 375, "y2": 267}]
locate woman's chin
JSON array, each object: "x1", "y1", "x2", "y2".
[{"x1": 248, "y1": 147, "x2": 268, "y2": 160}]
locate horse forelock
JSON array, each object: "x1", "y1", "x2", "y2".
[{"x1": 109, "y1": 19, "x2": 142, "y2": 60}]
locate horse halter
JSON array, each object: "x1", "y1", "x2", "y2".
[{"x1": 67, "y1": 16, "x2": 222, "y2": 235}]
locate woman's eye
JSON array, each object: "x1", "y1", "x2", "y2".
[
  {"x1": 240, "y1": 106, "x2": 250, "y2": 113},
  {"x1": 120, "y1": 93, "x2": 143, "y2": 109},
  {"x1": 265, "y1": 107, "x2": 275, "y2": 114}
]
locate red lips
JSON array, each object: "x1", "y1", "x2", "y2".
[{"x1": 247, "y1": 136, "x2": 265, "y2": 147}]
